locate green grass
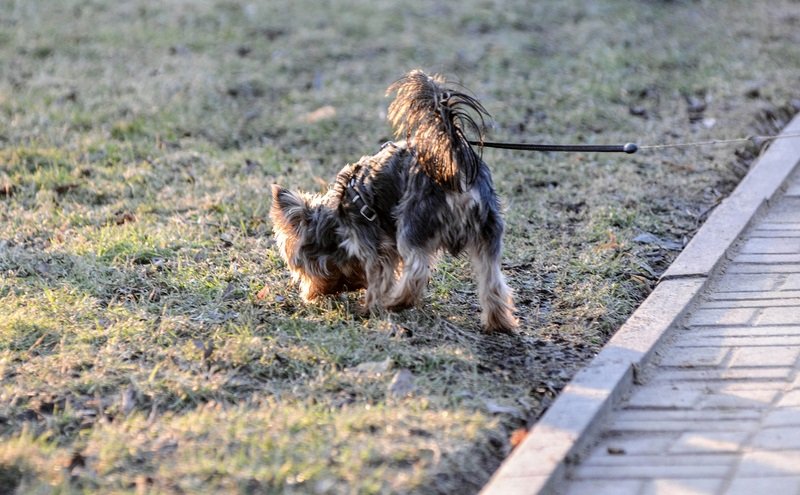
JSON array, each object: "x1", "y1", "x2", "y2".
[{"x1": 1, "y1": 0, "x2": 799, "y2": 493}]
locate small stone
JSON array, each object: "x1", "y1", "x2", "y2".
[{"x1": 388, "y1": 369, "x2": 415, "y2": 398}]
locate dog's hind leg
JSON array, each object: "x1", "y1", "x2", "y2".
[{"x1": 468, "y1": 237, "x2": 518, "y2": 333}]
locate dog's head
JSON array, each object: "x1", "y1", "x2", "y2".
[{"x1": 270, "y1": 184, "x2": 366, "y2": 299}]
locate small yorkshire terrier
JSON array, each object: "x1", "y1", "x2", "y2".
[{"x1": 270, "y1": 70, "x2": 517, "y2": 332}]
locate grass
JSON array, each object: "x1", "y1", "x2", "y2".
[{"x1": 1, "y1": 0, "x2": 799, "y2": 493}]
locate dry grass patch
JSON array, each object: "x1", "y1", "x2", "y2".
[{"x1": 1, "y1": 0, "x2": 799, "y2": 493}]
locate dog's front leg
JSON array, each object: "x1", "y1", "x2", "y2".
[
  {"x1": 363, "y1": 257, "x2": 397, "y2": 313},
  {"x1": 384, "y1": 243, "x2": 432, "y2": 311}
]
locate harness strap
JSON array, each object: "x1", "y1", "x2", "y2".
[{"x1": 343, "y1": 163, "x2": 377, "y2": 222}]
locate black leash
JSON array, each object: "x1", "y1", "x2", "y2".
[
  {"x1": 469, "y1": 132, "x2": 800, "y2": 154},
  {"x1": 470, "y1": 140, "x2": 638, "y2": 154}
]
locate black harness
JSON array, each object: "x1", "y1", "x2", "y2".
[
  {"x1": 338, "y1": 141, "x2": 402, "y2": 223},
  {"x1": 344, "y1": 165, "x2": 377, "y2": 222}
]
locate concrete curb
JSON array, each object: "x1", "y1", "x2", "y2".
[
  {"x1": 663, "y1": 115, "x2": 800, "y2": 278},
  {"x1": 481, "y1": 113, "x2": 800, "y2": 495}
]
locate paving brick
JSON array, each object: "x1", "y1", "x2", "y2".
[
  {"x1": 679, "y1": 335, "x2": 800, "y2": 347},
  {"x1": 750, "y1": 427, "x2": 800, "y2": 450},
  {"x1": 714, "y1": 273, "x2": 782, "y2": 292},
  {"x1": 726, "y1": 476, "x2": 800, "y2": 495},
  {"x1": 765, "y1": 197, "x2": 800, "y2": 223},
  {"x1": 729, "y1": 346, "x2": 800, "y2": 367},
  {"x1": 763, "y1": 407, "x2": 800, "y2": 426},
  {"x1": 739, "y1": 237, "x2": 800, "y2": 254},
  {"x1": 756, "y1": 222, "x2": 800, "y2": 231},
  {"x1": 681, "y1": 325, "x2": 800, "y2": 337},
  {"x1": 658, "y1": 347, "x2": 729, "y2": 367},
  {"x1": 757, "y1": 307, "x2": 800, "y2": 325},
  {"x1": 609, "y1": 419, "x2": 760, "y2": 434},
  {"x1": 580, "y1": 453, "x2": 737, "y2": 468},
  {"x1": 735, "y1": 253, "x2": 800, "y2": 263},
  {"x1": 728, "y1": 263, "x2": 800, "y2": 274},
  {"x1": 688, "y1": 308, "x2": 757, "y2": 326},
  {"x1": 750, "y1": 228, "x2": 800, "y2": 237},
  {"x1": 594, "y1": 433, "x2": 679, "y2": 456},
  {"x1": 614, "y1": 409, "x2": 760, "y2": 422},
  {"x1": 777, "y1": 390, "x2": 800, "y2": 407},
  {"x1": 642, "y1": 478, "x2": 723, "y2": 495},
  {"x1": 698, "y1": 389, "x2": 779, "y2": 410},
  {"x1": 780, "y1": 273, "x2": 800, "y2": 290},
  {"x1": 564, "y1": 479, "x2": 643, "y2": 495},
  {"x1": 668, "y1": 431, "x2": 749, "y2": 454},
  {"x1": 572, "y1": 464, "x2": 731, "y2": 480},
  {"x1": 625, "y1": 385, "x2": 704, "y2": 409},
  {"x1": 708, "y1": 290, "x2": 800, "y2": 300},
  {"x1": 703, "y1": 297, "x2": 800, "y2": 309},
  {"x1": 711, "y1": 381, "x2": 787, "y2": 392},
  {"x1": 737, "y1": 449, "x2": 800, "y2": 476},
  {"x1": 653, "y1": 368, "x2": 793, "y2": 382}
]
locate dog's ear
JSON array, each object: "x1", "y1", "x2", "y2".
[{"x1": 270, "y1": 184, "x2": 307, "y2": 230}]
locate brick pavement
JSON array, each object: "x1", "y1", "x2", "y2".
[{"x1": 558, "y1": 169, "x2": 800, "y2": 494}]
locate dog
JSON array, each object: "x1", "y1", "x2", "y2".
[{"x1": 270, "y1": 70, "x2": 517, "y2": 332}]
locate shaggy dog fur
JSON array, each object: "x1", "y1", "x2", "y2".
[{"x1": 270, "y1": 70, "x2": 517, "y2": 332}]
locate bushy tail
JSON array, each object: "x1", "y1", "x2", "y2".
[{"x1": 386, "y1": 70, "x2": 489, "y2": 191}]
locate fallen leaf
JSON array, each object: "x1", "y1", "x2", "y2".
[
  {"x1": 302, "y1": 105, "x2": 336, "y2": 124},
  {"x1": 510, "y1": 428, "x2": 528, "y2": 448},
  {"x1": 114, "y1": 211, "x2": 137, "y2": 225},
  {"x1": 596, "y1": 231, "x2": 621, "y2": 251}
]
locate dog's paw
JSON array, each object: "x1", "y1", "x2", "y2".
[
  {"x1": 482, "y1": 310, "x2": 519, "y2": 334},
  {"x1": 385, "y1": 299, "x2": 415, "y2": 313}
]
